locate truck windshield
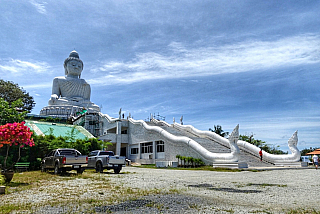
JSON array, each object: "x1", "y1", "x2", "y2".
[{"x1": 99, "y1": 151, "x2": 114, "y2": 156}]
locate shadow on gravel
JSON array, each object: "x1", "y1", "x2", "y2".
[
  {"x1": 210, "y1": 187, "x2": 262, "y2": 193},
  {"x1": 95, "y1": 194, "x2": 211, "y2": 213},
  {"x1": 96, "y1": 199, "x2": 152, "y2": 212},
  {"x1": 188, "y1": 183, "x2": 262, "y2": 193},
  {"x1": 188, "y1": 183, "x2": 214, "y2": 188}
]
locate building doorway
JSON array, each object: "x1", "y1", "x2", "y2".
[{"x1": 120, "y1": 147, "x2": 127, "y2": 157}]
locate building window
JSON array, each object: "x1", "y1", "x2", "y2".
[
  {"x1": 156, "y1": 141, "x2": 164, "y2": 152},
  {"x1": 141, "y1": 142, "x2": 153, "y2": 154},
  {"x1": 131, "y1": 148, "x2": 139, "y2": 154}
]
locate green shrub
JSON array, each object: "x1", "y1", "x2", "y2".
[
  {"x1": 0, "y1": 174, "x2": 4, "y2": 185},
  {"x1": 175, "y1": 155, "x2": 205, "y2": 168}
]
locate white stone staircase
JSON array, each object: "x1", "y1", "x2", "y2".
[{"x1": 151, "y1": 121, "x2": 274, "y2": 167}]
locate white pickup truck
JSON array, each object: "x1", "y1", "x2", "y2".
[{"x1": 87, "y1": 150, "x2": 126, "y2": 174}]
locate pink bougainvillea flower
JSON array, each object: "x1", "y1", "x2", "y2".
[{"x1": 0, "y1": 122, "x2": 34, "y2": 148}]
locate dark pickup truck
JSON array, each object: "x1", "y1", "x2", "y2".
[{"x1": 41, "y1": 148, "x2": 88, "y2": 175}]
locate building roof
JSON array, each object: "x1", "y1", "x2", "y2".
[
  {"x1": 25, "y1": 120, "x2": 94, "y2": 140},
  {"x1": 306, "y1": 149, "x2": 320, "y2": 155}
]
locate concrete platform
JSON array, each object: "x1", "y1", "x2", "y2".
[
  {"x1": 274, "y1": 162, "x2": 308, "y2": 167},
  {"x1": 212, "y1": 162, "x2": 248, "y2": 169}
]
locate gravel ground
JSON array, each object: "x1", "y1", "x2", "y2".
[
  {"x1": 98, "y1": 167, "x2": 320, "y2": 213},
  {"x1": 1, "y1": 167, "x2": 320, "y2": 213}
]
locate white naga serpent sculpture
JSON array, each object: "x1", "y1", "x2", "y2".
[
  {"x1": 174, "y1": 122, "x2": 300, "y2": 163},
  {"x1": 130, "y1": 118, "x2": 240, "y2": 163},
  {"x1": 103, "y1": 114, "x2": 300, "y2": 164},
  {"x1": 237, "y1": 131, "x2": 300, "y2": 163}
]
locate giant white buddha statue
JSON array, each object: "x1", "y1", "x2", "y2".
[{"x1": 40, "y1": 50, "x2": 100, "y2": 118}]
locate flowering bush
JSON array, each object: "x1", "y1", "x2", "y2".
[{"x1": 0, "y1": 122, "x2": 34, "y2": 171}]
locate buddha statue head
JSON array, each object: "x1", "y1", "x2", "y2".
[{"x1": 64, "y1": 50, "x2": 84, "y2": 77}]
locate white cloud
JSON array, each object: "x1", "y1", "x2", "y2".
[
  {"x1": 0, "y1": 59, "x2": 50, "y2": 75},
  {"x1": 194, "y1": 111, "x2": 320, "y2": 151},
  {"x1": 23, "y1": 82, "x2": 52, "y2": 89},
  {"x1": 29, "y1": 0, "x2": 47, "y2": 14},
  {"x1": 88, "y1": 34, "x2": 320, "y2": 86}
]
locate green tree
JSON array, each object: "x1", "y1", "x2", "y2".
[
  {"x1": 65, "y1": 126, "x2": 78, "y2": 142},
  {"x1": 239, "y1": 134, "x2": 285, "y2": 154},
  {"x1": 0, "y1": 79, "x2": 35, "y2": 112},
  {"x1": 301, "y1": 147, "x2": 319, "y2": 156},
  {"x1": 209, "y1": 125, "x2": 229, "y2": 137},
  {"x1": 0, "y1": 98, "x2": 27, "y2": 125}
]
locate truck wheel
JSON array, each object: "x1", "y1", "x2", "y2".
[
  {"x1": 77, "y1": 169, "x2": 84, "y2": 174},
  {"x1": 41, "y1": 164, "x2": 47, "y2": 173},
  {"x1": 96, "y1": 162, "x2": 103, "y2": 173},
  {"x1": 54, "y1": 164, "x2": 61, "y2": 175},
  {"x1": 114, "y1": 167, "x2": 121, "y2": 174}
]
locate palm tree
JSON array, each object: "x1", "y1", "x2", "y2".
[
  {"x1": 189, "y1": 157, "x2": 195, "y2": 167},
  {"x1": 181, "y1": 156, "x2": 187, "y2": 167},
  {"x1": 198, "y1": 159, "x2": 205, "y2": 166},
  {"x1": 194, "y1": 158, "x2": 200, "y2": 167},
  {"x1": 186, "y1": 157, "x2": 192, "y2": 167},
  {"x1": 209, "y1": 125, "x2": 229, "y2": 138},
  {"x1": 176, "y1": 155, "x2": 181, "y2": 167}
]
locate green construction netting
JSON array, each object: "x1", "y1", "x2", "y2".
[{"x1": 26, "y1": 122, "x2": 88, "y2": 140}]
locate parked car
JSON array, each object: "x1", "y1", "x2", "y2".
[
  {"x1": 87, "y1": 150, "x2": 126, "y2": 174},
  {"x1": 41, "y1": 148, "x2": 88, "y2": 175},
  {"x1": 301, "y1": 156, "x2": 312, "y2": 165}
]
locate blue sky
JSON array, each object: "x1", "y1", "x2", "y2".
[{"x1": 1, "y1": 0, "x2": 320, "y2": 152}]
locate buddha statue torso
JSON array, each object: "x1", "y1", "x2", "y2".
[{"x1": 49, "y1": 77, "x2": 91, "y2": 104}]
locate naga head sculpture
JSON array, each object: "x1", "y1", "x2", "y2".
[
  {"x1": 228, "y1": 124, "x2": 240, "y2": 154},
  {"x1": 288, "y1": 130, "x2": 298, "y2": 147},
  {"x1": 228, "y1": 124, "x2": 239, "y2": 144}
]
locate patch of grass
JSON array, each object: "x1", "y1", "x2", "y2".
[
  {"x1": 249, "y1": 209, "x2": 273, "y2": 213},
  {"x1": 286, "y1": 208, "x2": 320, "y2": 214},
  {"x1": 135, "y1": 164, "x2": 156, "y2": 168},
  {"x1": 168, "y1": 188, "x2": 181, "y2": 193},
  {"x1": 188, "y1": 203, "x2": 199, "y2": 209},
  {"x1": 0, "y1": 170, "x2": 168, "y2": 214},
  {"x1": 11, "y1": 170, "x2": 56, "y2": 183},
  {"x1": 206, "y1": 167, "x2": 243, "y2": 172},
  {"x1": 146, "y1": 201, "x2": 164, "y2": 210},
  {"x1": 222, "y1": 208, "x2": 235, "y2": 213},
  {"x1": 0, "y1": 204, "x2": 28, "y2": 214},
  {"x1": 134, "y1": 165, "x2": 246, "y2": 172},
  {"x1": 247, "y1": 183, "x2": 287, "y2": 188}
]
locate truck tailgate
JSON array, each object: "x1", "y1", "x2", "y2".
[
  {"x1": 65, "y1": 156, "x2": 87, "y2": 164},
  {"x1": 109, "y1": 156, "x2": 126, "y2": 165}
]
